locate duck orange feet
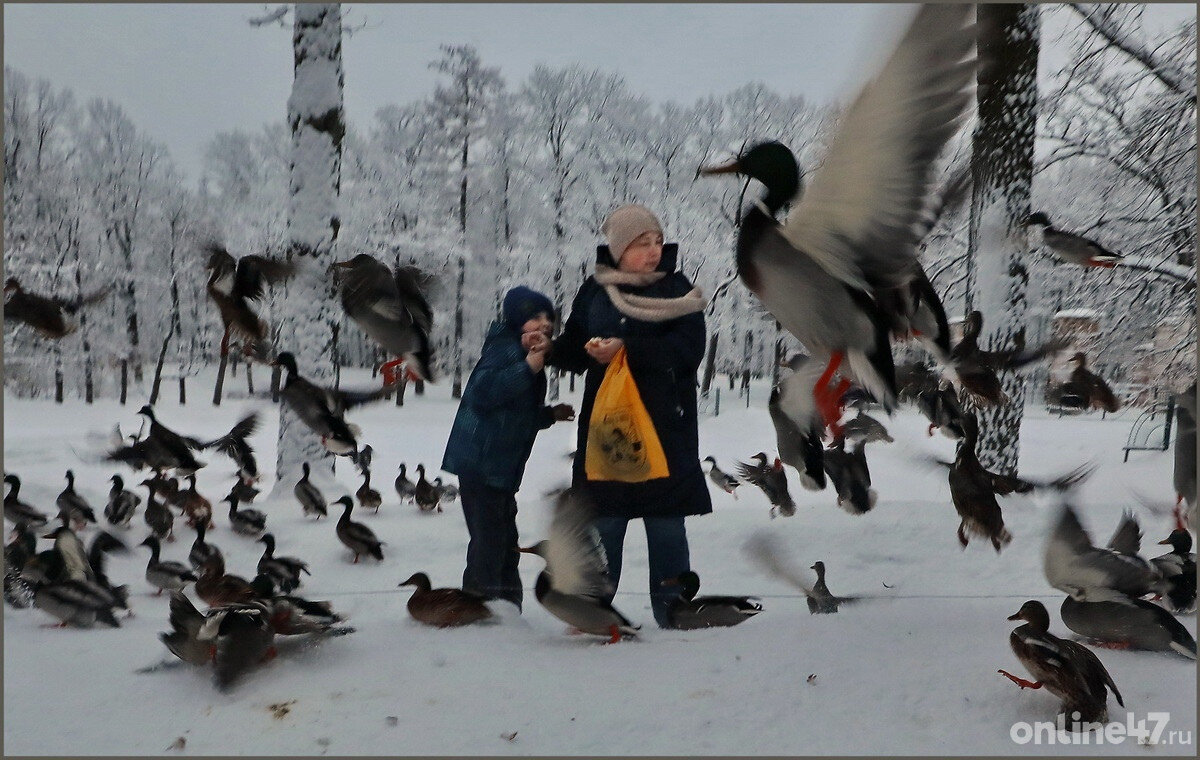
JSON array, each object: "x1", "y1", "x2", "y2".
[
  {"x1": 1089, "y1": 640, "x2": 1132, "y2": 650},
  {"x1": 379, "y1": 358, "x2": 405, "y2": 387},
  {"x1": 605, "y1": 625, "x2": 622, "y2": 645},
  {"x1": 998, "y1": 669, "x2": 1042, "y2": 690}
]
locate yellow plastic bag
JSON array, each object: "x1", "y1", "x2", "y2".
[{"x1": 585, "y1": 347, "x2": 670, "y2": 482}]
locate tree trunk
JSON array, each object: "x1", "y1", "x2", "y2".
[
  {"x1": 967, "y1": 4, "x2": 1040, "y2": 475},
  {"x1": 120, "y1": 359, "x2": 128, "y2": 405},
  {"x1": 178, "y1": 376, "x2": 186, "y2": 405},
  {"x1": 452, "y1": 254, "x2": 465, "y2": 399},
  {"x1": 213, "y1": 350, "x2": 229, "y2": 406},
  {"x1": 150, "y1": 334, "x2": 170, "y2": 405},
  {"x1": 246, "y1": 362, "x2": 254, "y2": 395},
  {"x1": 273, "y1": 3, "x2": 346, "y2": 495}
]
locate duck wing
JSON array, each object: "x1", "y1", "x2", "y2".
[
  {"x1": 545, "y1": 490, "x2": 614, "y2": 599},
  {"x1": 1105, "y1": 511, "x2": 1142, "y2": 557},
  {"x1": 780, "y1": 4, "x2": 975, "y2": 292},
  {"x1": 1044, "y1": 504, "x2": 1161, "y2": 598},
  {"x1": 233, "y1": 255, "x2": 296, "y2": 302}
]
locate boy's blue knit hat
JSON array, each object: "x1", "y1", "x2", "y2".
[{"x1": 503, "y1": 286, "x2": 554, "y2": 332}]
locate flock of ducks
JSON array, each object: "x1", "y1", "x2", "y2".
[
  {"x1": 3, "y1": 2, "x2": 1195, "y2": 726},
  {"x1": 2, "y1": 398, "x2": 470, "y2": 689}
]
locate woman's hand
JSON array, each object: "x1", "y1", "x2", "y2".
[
  {"x1": 585, "y1": 337, "x2": 624, "y2": 365},
  {"x1": 551, "y1": 403, "x2": 576, "y2": 422}
]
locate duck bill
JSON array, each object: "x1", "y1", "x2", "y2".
[
  {"x1": 1157, "y1": 538, "x2": 1172, "y2": 545},
  {"x1": 697, "y1": 159, "x2": 743, "y2": 177},
  {"x1": 516, "y1": 546, "x2": 537, "y2": 555},
  {"x1": 1006, "y1": 612, "x2": 1022, "y2": 621},
  {"x1": 331, "y1": 260, "x2": 356, "y2": 269},
  {"x1": 659, "y1": 577, "x2": 680, "y2": 587}
]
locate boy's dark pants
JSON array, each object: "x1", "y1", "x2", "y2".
[{"x1": 459, "y1": 476, "x2": 523, "y2": 609}]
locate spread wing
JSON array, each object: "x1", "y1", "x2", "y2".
[
  {"x1": 234, "y1": 255, "x2": 296, "y2": 302},
  {"x1": 780, "y1": 4, "x2": 975, "y2": 292},
  {"x1": 544, "y1": 489, "x2": 614, "y2": 599}
]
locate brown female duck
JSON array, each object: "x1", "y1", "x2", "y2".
[
  {"x1": 195, "y1": 553, "x2": 259, "y2": 608},
  {"x1": 998, "y1": 600, "x2": 1123, "y2": 725},
  {"x1": 399, "y1": 572, "x2": 494, "y2": 627}
]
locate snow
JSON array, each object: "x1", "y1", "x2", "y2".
[
  {"x1": 1055, "y1": 308, "x2": 1100, "y2": 320},
  {"x1": 4, "y1": 369, "x2": 1195, "y2": 755}
]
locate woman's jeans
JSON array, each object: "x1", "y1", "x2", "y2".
[
  {"x1": 593, "y1": 514, "x2": 690, "y2": 628},
  {"x1": 459, "y1": 477, "x2": 523, "y2": 609}
]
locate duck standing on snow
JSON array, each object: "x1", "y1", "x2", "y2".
[
  {"x1": 256, "y1": 534, "x2": 310, "y2": 594},
  {"x1": 998, "y1": 600, "x2": 1124, "y2": 725},
  {"x1": 433, "y1": 478, "x2": 459, "y2": 504},
  {"x1": 139, "y1": 535, "x2": 198, "y2": 595},
  {"x1": 104, "y1": 474, "x2": 141, "y2": 528},
  {"x1": 225, "y1": 495, "x2": 266, "y2": 537},
  {"x1": 659, "y1": 570, "x2": 762, "y2": 629},
  {"x1": 697, "y1": 5, "x2": 978, "y2": 434},
  {"x1": 56, "y1": 470, "x2": 98, "y2": 531},
  {"x1": 140, "y1": 478, "x2": 175, "y2": 542},
  {"x1": 736, "y1": 453, "x2": 796, "y2": 518},
  {"x1": 356, "y1": 468, "x2": 383, "y2": 513},
  {"x1": 518, "y1": 489, "x2": 639, "y2": 643},
  {"x1": 413, "y1": 465, "x2": 441, "y2": 513},
  {"x1": 1025, "y1": 213, "x2": 1124, "y2": 268},
  {"x1": 293, "y1": 462, "x2": 327, "y2": 520},
  {"x1": 87, "y1": 531, "x2": 130, "y2": 613},
  {"x1": 332, "y1": 496, "x2": 384, "y2": 563},
  {"x1": 332, "y1": 253, "x2": 436, "y2": 384},
  {"x1": 702, "y1": 457, "x2": 741, "y2": 500},
  {"x1": 3, "y1": 277, "x2": 110, "y2": 339},
  {"x1": 394, "y1": 463, "x2": 416, "y2": 504},
  {"x1": 188, "y1": 521, "x2": 223, "y2": 573},
  {"x1": 272, "y1": 351, "x2": 388, "y2": 460},
  {"x1": 4, "y1": 475, "x2": 49, "y2": 528},
  {"x1": 203, "y1": 241, "x2": 296, "y2": 359},
  {"x1": 180, "y1": 475, "x2": 214, "y2": 531},
  {"x1": 399, "y1": 572, "x2": 494, "y2": 627}
]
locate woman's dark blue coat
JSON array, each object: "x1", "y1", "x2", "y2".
[{"x1": 549, "y1": 243, "x2": 712, "y2": 520}]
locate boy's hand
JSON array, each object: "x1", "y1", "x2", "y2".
[
  {"x1": 526, "y1": 346, "x2": 547, "y2": 373},
  {"x1": 522, "y1": 331, "x2": 550, "y2": 352},
  {"x1": 551, "y1": 403, "x2": 575, "y2": 422},
  {"x1": 586, "y1": 337, "x2": 623, "y2": 365}
]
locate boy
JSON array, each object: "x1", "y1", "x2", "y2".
[{"x1": 441, "y1": 286, "x2": 574, "y2": 609}]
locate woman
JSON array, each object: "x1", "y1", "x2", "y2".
[{"x1": 545, "y1": 204, "x2": 710, "y2": 628}]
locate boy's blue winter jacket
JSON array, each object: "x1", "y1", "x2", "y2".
[{"x1": 441, "y1": 321, "x2": 554, "y2": 492}]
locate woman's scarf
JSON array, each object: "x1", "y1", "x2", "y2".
[{"x1": 593, "y1": 265, "x2": 706, "y2": 323}]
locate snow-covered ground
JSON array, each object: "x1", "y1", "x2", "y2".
[{"x1": 4, "y1": 369, "x2": 1195, "y2": 756}]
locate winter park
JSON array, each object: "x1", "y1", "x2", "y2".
[{"x1": 2, "y1": 2, "x2": 1197, "y2": 757}]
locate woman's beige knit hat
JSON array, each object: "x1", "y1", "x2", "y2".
[{"x1": 602, "y1": 204, "x2": 663, "y2": 263}]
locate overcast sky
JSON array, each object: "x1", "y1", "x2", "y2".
[{"x1": 4, "y1": 4, "x2": 1193, "y2": 185}]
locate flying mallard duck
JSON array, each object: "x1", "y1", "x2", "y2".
[
  {"x1": 698, "y1": 5, "x2": 977, "y2": 434},
  {"x1": 702, "y1": 457, "x2": 741, "y2": 499},
  {"x1": 736, "y1": 453, "x2": 796, "y2": 518},
  {"x1": 1025, "y1": 213, "x2": 1123, "y2": 268},
  {"x1": 3, "y1": 277, "x2": 110, "y2": 339},
  {"x1": 203, "y1": 241, "x2": 296, "y2": 359},
  {"x1": 332, "y1": 253, "x2": 436, "y2": 384},
  {"x1": 272, "y1": 352, "x2": 389, "y2": 459}
]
